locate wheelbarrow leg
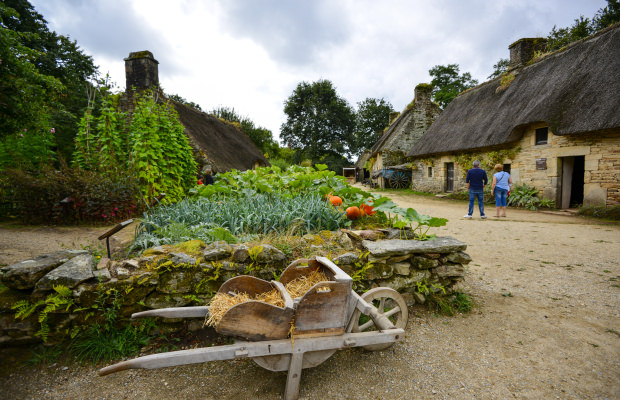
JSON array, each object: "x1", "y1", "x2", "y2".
[{"x1": 284, "y1": 352, "x2": 304, "y2": 400}]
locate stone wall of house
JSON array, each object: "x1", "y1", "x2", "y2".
[
  {"x1": 371, "y1": 84, "x2": 441, "y2": 189},
  {"x1": 410, "y1": 126, "x2": 620, "y2": 206},
  {"x1": 0, "y1": 232, "x2": 469, "y2": 346}
]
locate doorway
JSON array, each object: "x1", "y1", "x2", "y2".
[
  {"x1": 445, "y1": 163, "x2": 454, "y2": 192},
  {"x1": 560, "y1": 156, "x2": 585, "y2": 208}
]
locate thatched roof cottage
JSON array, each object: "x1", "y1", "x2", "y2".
[
  {"x1": 406, "y1": 23, "x2": 620, "y2": 207},
  {"x1": 367, "y1": 84, "x2": 441, "y2": 189},
  {"x1": 124, "y1": 51, "x2": 268, "y2": 174}
]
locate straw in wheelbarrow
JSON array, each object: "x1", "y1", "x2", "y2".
[{"x1": 204, "y1": 268, "x2": 328, "y2": 327}]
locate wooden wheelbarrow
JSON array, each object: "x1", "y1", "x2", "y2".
[{"x1": 99, "y1": 256, "x2": 408, "y2": 400}]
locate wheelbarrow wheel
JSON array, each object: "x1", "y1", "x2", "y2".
[{"x1": 351, "y1": 287, "x2": 408, "y2": 351}]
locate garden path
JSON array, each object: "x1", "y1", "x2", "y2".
[{"x1": 0, "y1": 191, "x2": 619, "y2": 399}]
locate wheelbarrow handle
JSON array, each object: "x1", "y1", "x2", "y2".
[
  {"x1": 131, "y1": 306, "x2": 209, "y2": 319},
  {"x1": 351, "y1": 292, "x2": 396, "y2": 331}
]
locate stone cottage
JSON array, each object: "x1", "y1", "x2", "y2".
[
  {"x1": 406, "y1": 23, "x2": 620, "y2": 207},
  {"x1": 367, "y1": 84, "x2": 441, "y2": 189},
  {"x1": 124, "y1": 51, "x2": 268, "y2": 173}
]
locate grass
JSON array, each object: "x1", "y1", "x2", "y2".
[
  {"x1": 577, "y1": 205, "x2": 620, "y2": 221},
  {"x1": 426, "y1": 292, "x2": 474, "y2": 316}
]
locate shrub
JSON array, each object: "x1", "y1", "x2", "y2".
[
  {"x1": 507, "y1": 183, "x2": 555, "y2": 210},
  {"x1": 1, "y1": 164, "x2": 143, "y2": 224}
]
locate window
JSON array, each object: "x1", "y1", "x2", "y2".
[
  {"x1": 427, "y1": 167, "x2": 433, "y2": 177},
  {"x1": 535, "y1": 127, "x2": 548, "y2": 145}
]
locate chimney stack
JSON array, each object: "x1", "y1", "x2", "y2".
[
  {"x1": 414, "y1": 83, "x2": 433, "y2": 104},
  {"x1": 508, "y1": 38, "x2": 547, "y2": 69},
  {"x1": 124, "y1": 51, "x2": 159, "y2": 91}
]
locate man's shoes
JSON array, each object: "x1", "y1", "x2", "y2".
[
  {"x1": 481, "y1": 215, "x2": 487, "y2": 219},
  {"x1": 463, "y1": 215, "x2": 472, "y2": 219}
]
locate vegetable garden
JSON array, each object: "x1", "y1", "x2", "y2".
[{"x1": 131, "y1": 164, "x2": 448, "y2": 253}]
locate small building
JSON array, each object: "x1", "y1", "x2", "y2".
[
  {"x1": 368, "y1": 84, "x2": 441, "y2": 189},
  {"x1": 342, "y1": 167, "x2": 356, "y2": 184},
  {"x1": 124, "y1": 51, "x2": 268, "y2": 174},
  {"x1": 407, "y1": 23, "x2": 620, "y2": 207}
]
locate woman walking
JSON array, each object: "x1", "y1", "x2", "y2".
[{"x1": 492, "y1": 164, "x2": 512, "y2": 217}]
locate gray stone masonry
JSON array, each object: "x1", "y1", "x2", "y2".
[{"x1": 0, "y1": 231, "x2": 470, "y2": 346}]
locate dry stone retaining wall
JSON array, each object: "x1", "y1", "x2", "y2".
[{"x1": 0, "y1": 230, "x2": 470, "y2": 346}]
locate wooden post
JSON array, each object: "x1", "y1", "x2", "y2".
[{"x1": 284, "y1": 352, "x2": 304, "y2": 400}]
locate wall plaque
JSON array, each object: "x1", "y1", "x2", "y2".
[{"x1": 536, "y1": 158, "x2": 547, "y2": 170}]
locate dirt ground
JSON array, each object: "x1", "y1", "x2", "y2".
[{"x1": 0, "y1": 191, "x2": 619, "y2": 400}]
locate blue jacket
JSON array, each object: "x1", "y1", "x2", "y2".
[{"x1": 466, "y1": 168, "x2": 488, "y2": 191}]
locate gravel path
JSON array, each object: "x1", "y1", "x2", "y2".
[{"x1": 1, "y1": 192, "x2": 619, "y2": 399}]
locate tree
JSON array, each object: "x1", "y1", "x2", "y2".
[
  {"x1": 546, "y1": 1, "x2": 619, "y2": 52},
  {"x1": 428, "y1": 64, "x2": 478, "y2": 109},
  {"x1": 210, "y1": 106, "x2": 278, "y2": 156},
  {"x1": 547, "y1": 16, "x2": 595, "y2": 51},
  {"x1": 593, "y1": 0, "x2": 620, "y2": 30},
  {"x1": 1, "y1": 0, "x2": 97, "y2": 161},
  {"x1": 0, "y1": 3, "x2": 62, "y2": 170},
  {"x1": 353, "y1": 98, "x2": 395, "y2": 155},
  {"x1": 280, "y1": 80, "x2": 356, "y2": 161},
  {"x1": 487, "y1": 58, "x2": 509, "y2": 79},
  {"x1": 168, "y1": 93, "x2": 202, "y2": 111}
]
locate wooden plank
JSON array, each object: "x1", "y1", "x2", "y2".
[
  {"x1": 217, "y1": 301, "x2": 294, "y2": 341},
  {"x1": 315, "y1": 256, "x2": 353, "y2": 283},
  {"x1": 131, "y1": 306, "x2": 208, "y2": 319},
  {"x1": 285, "y1": 352, "x2": 304, "y2": 400},
  {"x1": 218, "y1": 275, "x2": 273, "y2": 296},
  {"x1": 293, "y1": 281, "x2": 351, "y2": 332},
  {"x1": 99, "y1": 329, "x2": 404, "y2": 376},
  {"x1": 271, "y1": 280, "x2": 294, "y2": 309}
]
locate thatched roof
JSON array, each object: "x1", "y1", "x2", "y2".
[
  {"x1": 369, "y1": 109, "x2": 410, "y2": 156},
  {"x1": 407, "y1": 23, "x2": 620, "y2": 158},
  {"x1": 172, "y1": 102, "x2": 269, "y2": 172},
  {"x1": 354, "y1": 150, "x2": 372, "y2": 169}
]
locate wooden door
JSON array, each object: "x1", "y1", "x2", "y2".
[{"x1": 445, "y1": 163, "x2": 454, "y2": 192}]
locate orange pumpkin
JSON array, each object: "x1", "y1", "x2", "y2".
[
  {"x1": 360, "y1": 203, "x2": 375, "y2": 216},
  {"x1": 329, "y1": 196, "x2": 343, "y2": 206},
  {"x1": 346, "y1": 206, "x2": 361, "y2": 220}
]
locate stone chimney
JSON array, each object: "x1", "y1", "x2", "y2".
[
  {"x1": 508, "y1": 38, "x2": 547, "y2": 69},
  {"x1": 414, "y1": 83, "x2": 433, "y2": 104},
  {"x1": 124, "y1": 51, "x2": 159, "y2": 90}
]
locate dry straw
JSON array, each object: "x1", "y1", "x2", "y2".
[{"x1": 204, "y1": 267, "x2": 329, "y2": 328}]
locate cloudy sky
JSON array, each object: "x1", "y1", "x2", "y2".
[{"x1": 31, "y1": 0, "x2": 606, "y2": 143}]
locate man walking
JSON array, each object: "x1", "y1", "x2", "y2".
[{"x1": 464, "y1": 160, "x2": 488, "y2": 219}]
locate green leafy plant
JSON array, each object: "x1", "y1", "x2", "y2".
[
  {"x1": 12, "y1": 285, "x2": 76, "y2": 341},
  {"x1": 507, "y1": 183, "x2": 554, "y2": 210},
  {"x1": 69, "y1": 288, "x2": 157, "y2": 363}
]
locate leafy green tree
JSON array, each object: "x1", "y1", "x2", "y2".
[
  {"x1": 168, "y1": 93, "x2": 202, "y2": 111},
  {"x1": 280, "y1": 80, "x2": 356, "y2": 161},
  {"x1": 547, "y1": 16, "x2": 595, "y2": 51},
  {"x1": 353, "y1": 98, "x2": 394, "y2": 154},
  {"x1": 593, "y1": 0, "x2": 620, "y2": 29},
  {"x1": 2, "y1": 0, "x2": 97, "y2": 161},
  {"x1": 487, "y1": 58, "x2": 509, "y2": 79},
  {"x1": 0, "y1": 3, "x2": 62, "y2": 170},
  {"x1": 210, "y1": 106, "x2": 278, "y2": 156},
  {"x1": 428, "y1": 64, "x2": 478, "y2": 109},
  {"x1": 546, "y1": 1, "x2": 619, "y2": 52}
]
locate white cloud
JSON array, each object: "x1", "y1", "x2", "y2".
[{"x1": 30, "y1": 0, "x2": 607, "y2": 142}]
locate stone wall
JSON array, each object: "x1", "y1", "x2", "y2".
[
  {"x1": 0, "y1": 231, "x2": 470, "y2": 346},
  {"x1": 371, "y1": 84, "x2": 441, "y2": 189},
  {"x1": 410, "y1": 126, "x2": 620, "y2": 206}
]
